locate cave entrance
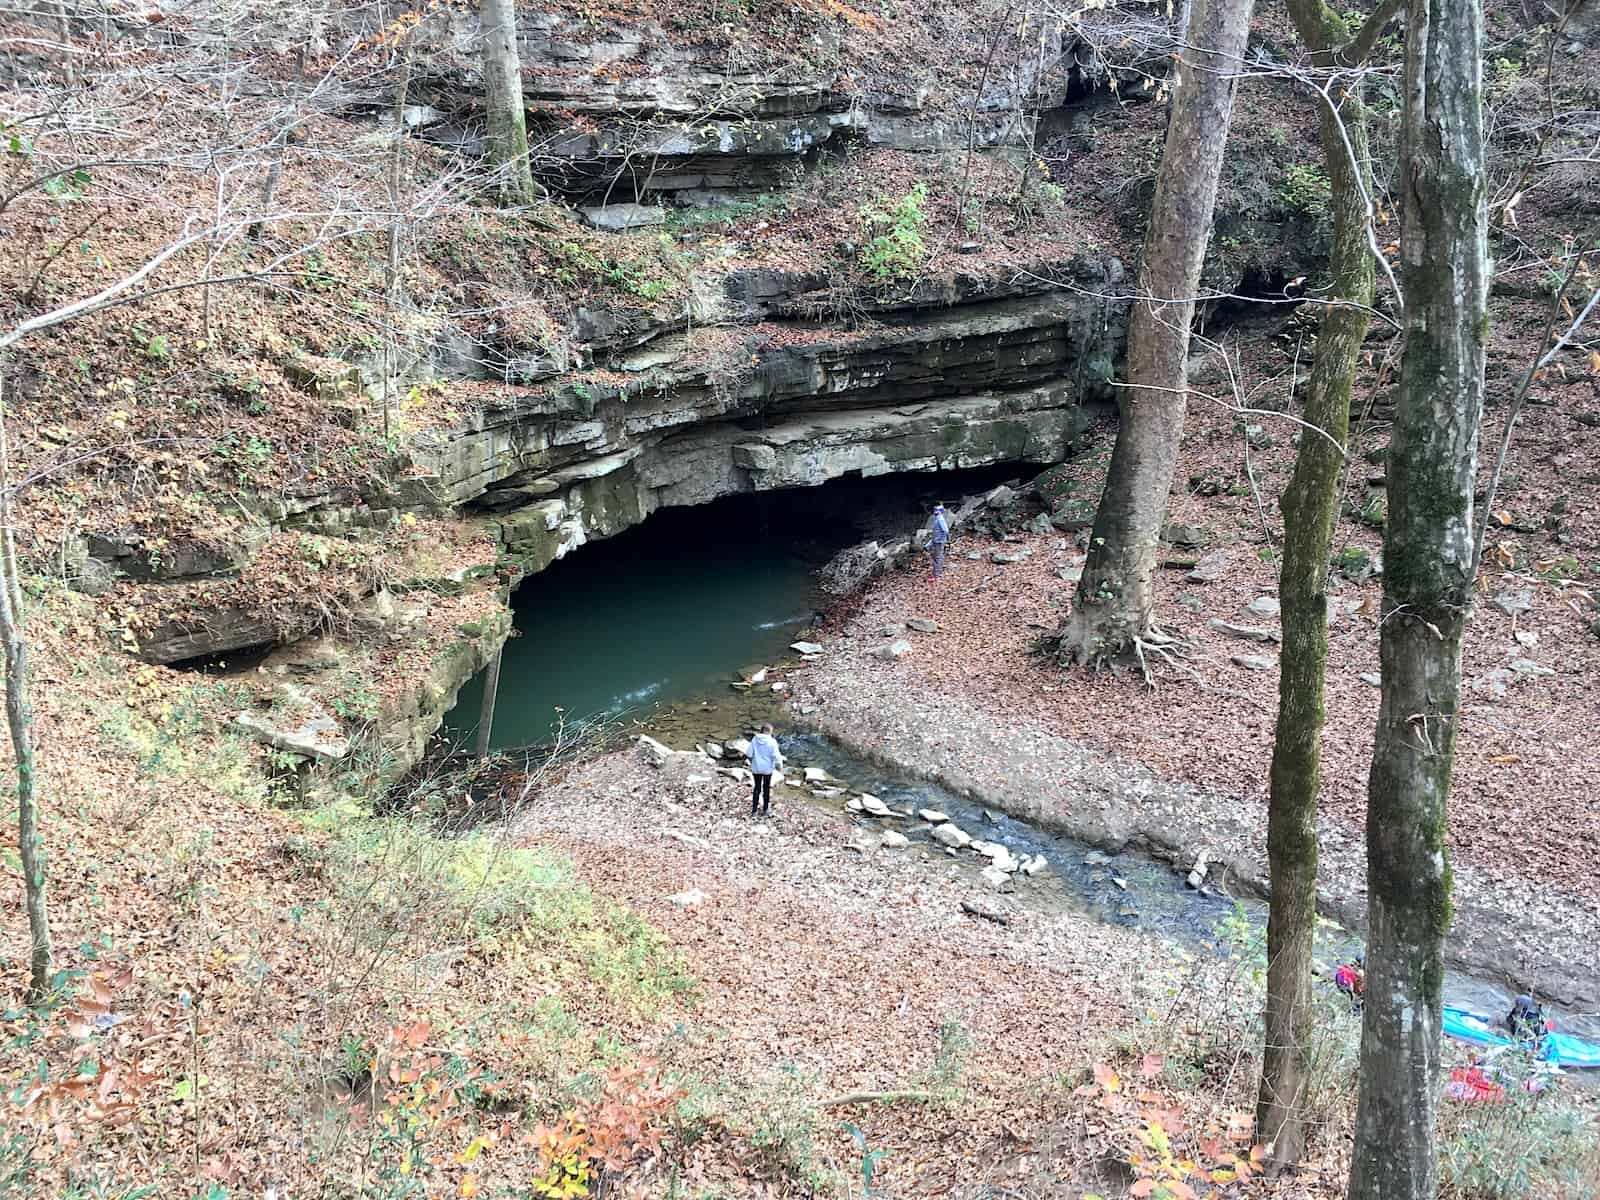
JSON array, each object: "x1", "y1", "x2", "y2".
[{"x1": 442, "y1": 462, "x2": 1029, "y2": 750}]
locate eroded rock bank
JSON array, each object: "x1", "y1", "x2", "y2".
[{"x1": 784, "y1": 589, "x2": 1600, "y2": 1012}]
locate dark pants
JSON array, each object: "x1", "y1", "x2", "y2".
[
  {"x1": 751, "y1": 772, "x2": 772, "y2": 813},
  {"x1": 931, "y1": 541, "x2": 947, "y2": 577}
]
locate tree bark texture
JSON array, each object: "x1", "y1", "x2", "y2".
[
  {"x1": 1347, "y1": 0, "x2": 1488, "y2": 1193},
  {"x1": 1256, "y1": 0, "x2": 1382, "y2": 1169},
  {"x1": 1061, "y1": 0, "x2": 1255, "y2": 663},
  {"x1": 0, "y1": 380, "x2": 52, "y2": 1004},
  {"x1": 480, "y1": 0, "x2": 537, "y2": 207}
]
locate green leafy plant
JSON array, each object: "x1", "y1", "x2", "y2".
[
  {"x1": 1280, "y1": 163, "x2": 1331, "y2": 219},
  {"x1": 842, "y1": 1122, "x2": 889, "y2": 1196},
  {"x1": 857, "y1": 183, "x2": 929, "y2": 285}
]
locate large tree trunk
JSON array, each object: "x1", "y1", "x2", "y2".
[
  {"x1": 1347, "y1": 0, "x2": 1487, "y2": 1192},
  {"x1": 480, "y1": 0, "x2": 537, "y2": 207},
  {"x1": 1058, "y1": 0, "x2": 1255, "y2": 664},
  {"x1": 1256, "y1": 0, "x2": 1390, "y2": 1169},
  {"x1": 0, "y1": 377, "x2": 52, "y2": 1004}
]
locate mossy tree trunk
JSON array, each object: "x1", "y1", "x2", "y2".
[
  {"x1": 0, "y1": 375, "x2": 51, "y2": 1004},
  {"x1": 1256, "y1": 0, "x2": 1397, "y2": 1170},
  {"x1": 481, "y1": 0, "x2": 537, "y2": 207},
  {"x1": 1059, "y1": 0, "x2": 1255, "y2": 665},
  {"x1": 1348, "y1": 0, "x2": 1487, "y2": 1192}
]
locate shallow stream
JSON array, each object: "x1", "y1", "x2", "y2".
[{"x1": 440, "y1": 469, "x2": 1600, "y2": 1057}]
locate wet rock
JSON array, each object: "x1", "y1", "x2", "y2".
[
  {"x1": 918, "y1": 808, "x2": 949, "y2": 823},
  {"x1": 880, "y1": 830, "x2": 910, "y2": 849},
  {"x1": 1243, "y1": 596, "x2": 1281, "y2": 620},
  {"x1": 1207, "y1": 619, "x2": 1280, "y2": 644},
  {"x1": 667, "y1": 887, "x2": 707, "y2": 906},
  {"x1": 1231, "y1": 653, "x2": 1277, "y2": 672},
  {"x1": 907, "y1": 617, "x2": 939, "y2": 634},
  {"x1": 846, "y1": 797, "x2": 864, "y2": 813},
  {"x1": 931, "y1": 822, "x2": 972, "y2": 849},
  {"x1": 1491, "y1": 588, "x2": 1534, "y2": 618},
  {"x1": 876, "y1": 639, "x2": 913, "y2": 660},
  {"x1": 791, "y1": 641, "x2": 823, "y2": 656},
  {"x1": 1187, "y1": 549, "x2": 1231, "y2": 583},
  {"x1": 859, "y1": 794, "x2": 892, "y2": 817}
]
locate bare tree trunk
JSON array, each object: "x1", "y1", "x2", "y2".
[
  {"x1": 1257, "y1": 0, "x2": 1394, "y2": 1169},
  {"x1": 1058, "y1": 0, "x2": 1254, "y2": 665},
  {"x1": 1347, "y1": 0, "x2": 1487, "y2": 1192},
  {"x1": 480, "y1": 0, "x2": 537, "y2": 207},
  {"x1": 0, "y1": 373, "x2": 52, "y2": 1004}
]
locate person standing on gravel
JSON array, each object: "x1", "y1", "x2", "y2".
[
  {"x1": 928, "y1": 503, "x2": 950, "y2": 581},
  {"x1": 748, "y1": 723, "x2": 783, "y2": 817}
]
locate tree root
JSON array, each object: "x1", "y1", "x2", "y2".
[{"x1": 818, "y1": 1089, "x2": 935, "y2": 1108}]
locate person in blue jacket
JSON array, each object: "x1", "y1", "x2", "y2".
[
  {"x1": 748, "y1": 723, "x2": 783, "y2": 817},
  {"x1": 929, "y1": 503, "x2": 950, "y2": 580}
]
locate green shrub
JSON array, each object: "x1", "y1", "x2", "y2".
[{"x1": 857, "y1": 183, "x2": 929, "y2": 285}]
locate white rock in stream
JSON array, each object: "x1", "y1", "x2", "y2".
[
  {"x1": 1020, "y1": 855, "x2": 1048, "y2": 877},
  {"x1": 918, "y1": 808, "x2": 949, "y2": 823},
  {"x1": 813, "y1": 787, "x2": 844, "y2": 799},
  {"x1": 980, "y1": 865, "x2": 1014, "y2": 891},
  {"x1": 846, "y1": 796, "x2": 863, "y2": 812},
  {"x1": 880, "y1": 831, "x2": 910, "y2": 849},
  {"x1": 931, "y1": 822, "x2": 972, "y2": 849},
  {"x1": 791, "y1": 641, "x2": 823, "y2": 656},
  {"x1": 749, "y1": 668, "x2": 768, "y2": 684},
  {"x1": 702, "y1": 742, "x2": 724, "y2": 759},
  {"x1": 803, "y1": 766, "x2": 828, "y2": 783},
  {"x1": 858, "y1": 794, "x2": 892, "y2": 817}
]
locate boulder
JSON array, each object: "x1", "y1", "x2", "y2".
[
  {"x1": 1491, "y1": 589, "x2": 1535, "y2": 617},
  {"x1": 803, "y1": 766, "x2": 828, "y2": 783},
  {"x1": 703, "y1": 742, "x2": 724, "y2": 759},
  {"x1": 930, "y1": 822, "x2": 972, "y2": 849},
  {"x1": 636, "y1": 734, "x2": 673, "y2": 766},
  {"x1": 918, "y1": 808, "x2": 949, "y2": 823},
  {"x1": 880, "y1": 830, "x2": 910, "y2": 849},
  {"x1": 728, "y1": 737, "x2": 753, "y2": 759},
  {"x1": 236, "y1": 708, "x2": 349, "y2": 763},
  {"x1": 1026, "y1": 512, "x2": 1055, "y2": 536},
  {"x1": 859, "y1": 794, "x2": 892, "y2": 817},
  {"x1": 577, "y1": 202, "x2": 666, "y2": 231},
  {"x1": 985, "y1": 484, "x2": 1016, "y2": 509},
  {"x1": 980, "y1": 865, "x2": 1014, "y2": 890},
  {"x1": 1231, "y1": 653, "x2": 1277, "y2": 672},
  {"x1": 1243, "y1": 596, "x2": 1281, "y2": 619},
  {"x1": 1020, "y1": 854, "x2": 1048, "y2": 877},
  {"x1": 1163, "y1": 522, "x2": 1207, "y2": 548},
  {"x1": 1187, "y1": 549, "x2": 1231, "y2": 583},
  {"x1": 1207, "y1": 619, "x2": 1281, "y2": 644}
]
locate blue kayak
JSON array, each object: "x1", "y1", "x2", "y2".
[{"x1": 1443, "y1": 1006, "x2": 1600, "y2": 1069}]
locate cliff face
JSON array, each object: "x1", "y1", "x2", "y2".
[{"x1": 6, "y1": 1, "x2": 1279, "y2": 781}]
